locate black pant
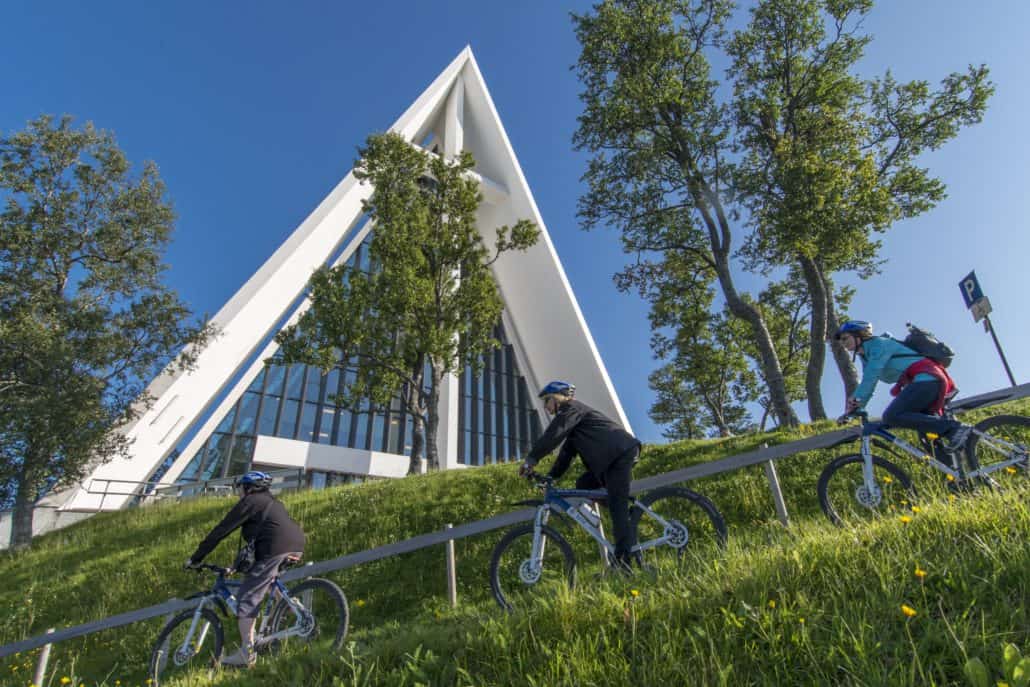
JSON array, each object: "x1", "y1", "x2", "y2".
[
  {"x1": 574, "y1": 445, "x2": 639, "y2": 559},
  {"x1": 882, "y1": 380, "x2": 959, "y2": 437}
]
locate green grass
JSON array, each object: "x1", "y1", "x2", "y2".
[{"x1": 1, "y1": 401, "x2": 1028, "y2": 686}]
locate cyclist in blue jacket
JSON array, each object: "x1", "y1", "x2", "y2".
[
  {"x1": 519, "y1": 381, "x2": 642, "y2": 570},
  {"x1": 835, "y1": 320, "x2": 970, "y2": 449}
]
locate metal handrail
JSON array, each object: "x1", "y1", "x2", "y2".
[{"x1": 1, "y1": 381, "x2": 1027, "y2": 659}]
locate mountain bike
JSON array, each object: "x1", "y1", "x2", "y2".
[
  {"x1": 149, "y1": 561, "x2": 349, "y2": 684},
  {"x1": 818, "y1": 408, "x2": 1030, "y2": 525},
  {"x1": 489, "y1": 471, "x2": 727, "y2": 611}
]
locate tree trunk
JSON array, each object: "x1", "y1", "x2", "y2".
[
  {"x1": 425, "y1": 363, "x2": 444, "y2": 471},
  {"x1": 11, "y1": 468, "x2": 37, "y2": 550},
  {"x1": 408, "y1": 414, "x2": 425, "y2": 475},
  {"x1": 821, "y1": 268, "x2": 859, "y2": 399},
  {"x1": 797, "y1": 254, "x2": 829, "y2": 421},
  {"x1": 716, "y1": 265, "x2": 799, "y2": 427},
  {"x1": 759, "y1": 404, "x2": 770, "y2": 432}
]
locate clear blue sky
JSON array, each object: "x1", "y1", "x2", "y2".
[{"x1": 3, "y1": 1, "x2": 1028, "y2": 442}]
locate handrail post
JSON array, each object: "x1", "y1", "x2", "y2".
[
  {"x1": 32, "y1": 628, "x2": 54, "y2": 686},
  {"x1": 445, "y1": 523, "x2": 457, "y2": 608},
  {"x1": 761, "y1": 444, "x2": 790, "y2": 527}
]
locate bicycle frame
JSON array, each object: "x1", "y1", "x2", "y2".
[
  {"x1": 166, "y1": 568, "x2": 310, "y2": 664},
  {"x1": 854, "y1": 415, "x2": 1028, "y2": 488},
  {"x1": 525, "y1": 484, "x2": 684, "y2": 567}
]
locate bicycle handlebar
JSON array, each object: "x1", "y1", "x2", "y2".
[
  {"x1": 837, "y1": 409, "x2": 869, "y2": 425},
  {"x1": 521, "y1": 469, "x2": 554, "y2": 490}
]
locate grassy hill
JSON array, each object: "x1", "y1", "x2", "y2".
[{"x1": 1, "y1": 401, "x2": 1028, "y2": 686}]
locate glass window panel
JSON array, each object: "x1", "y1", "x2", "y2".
[
  {"x1": 215, "y1": 407, "x2": 236, "y2": 434},
  {"x1": 278, "y1": 399, "x2": 300, "y2": 438},
  {"x1": 247, "y1": 367, "x2": 266, "y2": 392},
  {"x1": 298, "y1": 402, "x2": 318, "y2": 443},
  {"x1": 258, "y1": 396, "x2": 280, "y2": 436},
  {"x1": 265, "y1": 364, "x2": 286, "y2": 396},
  {"x1": 371, "y1": 412, "x2": 385, "y2": 452},
  {"x1": 201, "y1": 434, "x2": 231, "y2": 481},
  {"x1": 353, "y1": 406, "x2": 369, "y2": 450},
  {"x1": 310, "y1": 472, "x2": 327, "y2": 490},
  {"x1": 323, "y1": 369, "x2": 340, "y2": 404},
  {"x1": 178, "y1": 447, "x2": 205, "y2": 483},
  {"x1": 335, "y1": 408, "x2": 353, "y2": 446},
  {"x1": 235, "y1": 392, "x2": 261, "y2": 435},
  {"x1": 285, "y1": 364, "x2": 305, "y2": 399},
  {"x1": 305, "y1": 369, "x2": 323, "y2": 402},
  {"x1": 318, "y1": 407, "x2": 335, "y2": 444},
  {"x1": 226, "y1": 436, "x2": 255, "y2": 477}
]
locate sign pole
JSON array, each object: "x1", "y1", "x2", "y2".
[{"x1": 984, "y1": 315, "x2": 1017, "y2": 387}]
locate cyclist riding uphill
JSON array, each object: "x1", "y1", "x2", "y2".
[
  {"x1": 518, "y1": 381, "x2": 642, "y2": 570},
  {"x1": 185, "y1": 471, "x2": 306, "y2": 667},
  {"x1": 835, "y1": 320, "x2": 970, "y2": 450}
]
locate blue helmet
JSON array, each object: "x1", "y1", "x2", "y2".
[
  {"x1": 234, "y1": 470, "x2": 272, "y2": 490},
  {"x1": 834, "y1": 320, "x2": 873, "y2": 340},
  {"x1": 538, "y1": 380, "x2": 575, "y2": 399}
]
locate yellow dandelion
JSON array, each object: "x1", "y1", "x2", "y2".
[
  {"x1": 999, "y1": 682, "x2": 1010, "y2": 687},
  {"x1": 910, "y1": 506, "x2": 921, "y2": 513},
  {"x1": 925, "y1": 432, "x2": 939, "y2": 440},
  {"x1": 946, "y1": 474, "x2": 955, "y2": 482},
  {"x1": 899, "y1": 515, "x2": 912, "y2": 524},
  {"x1": 799, "y1": 617, "x2": 805, "y2": 624},
  {"x1": 767, "y1": 599, "x2": 776, "y2": 609},
  {"x1": 61, "y1": 679, "x2": 72, "y2": 686},
  {"x1": 949, "y1": 494, "x2": 957, "y2": 502},
  {"x1": 1005, "y1": 466, "x2": 1017, "y2": 475},
  {"x1": 355, "y1": 599, "x2": 366, "y2": 608},
  {"x1": 882, "y1": 475, "x2": 894, "y2": 484},
  {"x1": 914, "y1": 567, "x2": 927, "y2": 579},
  {"x1": 901, "y1": 604, "x2": 917, "y2": 618},
  {"x1": 630, "y1": 589, "x2": 640, "y2": 598}
]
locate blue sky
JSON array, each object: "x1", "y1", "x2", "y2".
[{"x1": 3, "y1": 1, "x2": 1028, "y2": 442}]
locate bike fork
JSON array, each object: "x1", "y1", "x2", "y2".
[{"x1": 860, "y1": 436, "x2": 878, "y2": 491}]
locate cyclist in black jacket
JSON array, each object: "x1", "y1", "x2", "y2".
[
  {"x1": 185, "y1": 471, "x2": 305, "y2": 667},
  {"x1": 520, "y1": 381, "x2": 642, "y2": 569}
]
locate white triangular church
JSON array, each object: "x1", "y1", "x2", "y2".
[{"x1": 61, "y1": 47, "x2": 629, "y2": 513}]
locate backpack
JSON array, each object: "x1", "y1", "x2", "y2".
[{"x1": 895, "y1": 322, "x2": 955, "y2": 368}]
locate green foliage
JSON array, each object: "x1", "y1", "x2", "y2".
[
  {"x1": 276, "y1": 133, "x2": 538, "y2": 470},
  {"x1": 1, "y1": 400, "x2": 1028, "y2": 685},
  {"x1": 0, "y1": 115, "x2": 212, "y2": 546}
]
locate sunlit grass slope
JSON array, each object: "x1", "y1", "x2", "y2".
[{"x1": 1, "y1": 400, "x2": 1028, "y2": 686}]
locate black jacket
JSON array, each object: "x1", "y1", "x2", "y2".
[
  {"x1": 190, "y1": 490, "x2": 306, "y2": 564},
  {"x1": 527, "y1": 400, "x2": 640, "y2": 480}
]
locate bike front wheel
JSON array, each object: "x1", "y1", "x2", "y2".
[
  {"x1": 630, "y1": 486, "x2": 727, "y2": 568},
  {"x1": 489, "y1": 523, "x2": 576, "y2": 612},
  {"x1": 965, "y1": 414, "x2": 1030, "y2": 482},
  {"x1": 817, "y1": 453, "x2": 916, "y2": 526},
  {"x1": 267, "y1": 578, "x2": 350, "y2": 654},
  {"x1": 150, "y1": 607, "x2": 223, "y2": 685}
]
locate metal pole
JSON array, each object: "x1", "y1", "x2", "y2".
[
  {"x1": 761, "y1": 444, "x2": 790, "y2": 527},
  {"x1": 32, "y1": 628, "x2": 54, "y2": 686},
  {"x1": 985, "y1": 316, "x2": 1017, "y2": 387},
  {"x1": 444, "y1": 523, "x2": 457, "y2": 608}
]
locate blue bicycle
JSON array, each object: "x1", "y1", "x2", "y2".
[
  {"x1": 490, "y1": 472, "x2": 727, "y2": 611},
  {"x1": 818, "y1": 409, "x2": 1030, "y2": 525},
  {"x1": 149, "y1": 561, "x2": 348, "y2": 684}
]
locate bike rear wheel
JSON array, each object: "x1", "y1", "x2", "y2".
[
  {"x1": 489, "y1": 523, "x2": 576, "y2": 612},
  {"x1": 150, "y1": 607, "x2": 223, "y2": 685},
  {"x1": 630, "y1": 487, "x2": 727, "y2": 568},
  {"x1": 267, "y1": 578, "x2": 349, "y2": 654},
  {"x1": 817, "y1": 453, "x2": 915, "y2": 526},
  {"x1": 965, "y1": 414, "x2": 1030, "y2": 483}
]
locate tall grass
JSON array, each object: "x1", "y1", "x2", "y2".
[{"x1": 1, "y1": 401, "x2": 1027, "y2": 686}]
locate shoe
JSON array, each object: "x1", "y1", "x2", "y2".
[
  {"x1": 220, "y1": 646, "x2": 256, "y2": 668},
  {"x1": 944, "y1": 424, "x2": 972, "y2": 452}
]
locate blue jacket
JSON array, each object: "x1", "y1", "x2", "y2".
[{"x1": 852, "y1": 335, "x2": 933, "y2": 408}]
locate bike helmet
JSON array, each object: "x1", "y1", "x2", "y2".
[
  {"x1": 834, "y1": 320, "x2": 873, "y2": 340},
  {"x1": 233, "y1": 470, "x2": 272, "y2": 490},
  {"x1": 538, "y1": 380, "x2": 575, "y2": 399}
]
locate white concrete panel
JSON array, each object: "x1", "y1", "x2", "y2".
[{"x1": 255, "y1": 436, "x2": 409, "y2": 479}]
